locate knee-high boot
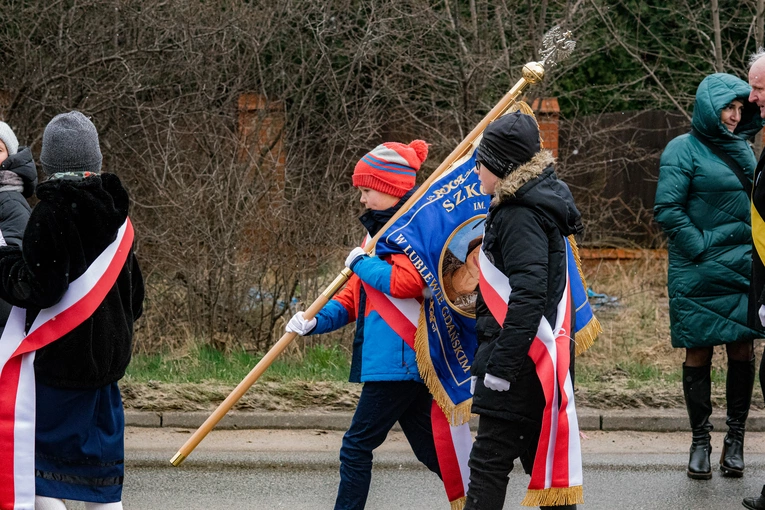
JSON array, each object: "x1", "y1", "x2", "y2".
[
  {"x1": 683, "y1": 363, "x2": 713, "y2": 480},
  {"x1": 720, "y1": 357, "x2": 755, "y2": 477}
]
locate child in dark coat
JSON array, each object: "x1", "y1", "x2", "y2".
[
  {"x1": 466, "y1": 112, "x2": 582, "y2": 510},
  {"x1": 0, "y1": 111, "x2": 144, "y2": 510},
  {"x1": 0, "y1": 122, "x2": 37, "y2": 336}
]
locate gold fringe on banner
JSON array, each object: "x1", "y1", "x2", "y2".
[
  {"x1": 450, "y1": 496, "x2": 466, "y2": 510},
  {"x1": 567, "y1": 235, "x2": 602, "y2": 356},
  {"x1": 520, "y1": 485, "x2": 584, "y2": 507},
  {"x1": 508, "y1": 100, "x2": 536, "y2": 116},
  {"x1": 414, "y1": 303, "x2": 474, "y2": 427}
]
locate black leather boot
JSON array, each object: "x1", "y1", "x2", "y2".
[
  {"x1": 683, "y1": 363, "x2": 713, "y2": 480},
  {"x1": 743, "y1": 484, "x2": 765, "y2": 509},
  {"x1": 721, "y1": 358, "x2": 755, "y2": 477}
]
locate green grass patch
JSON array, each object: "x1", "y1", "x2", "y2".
[
  {"x1": 576, "y1": 361, "x2": 682, "y2": 385},
  {"x1": 125, "y1": 344, "x2": 351, "y2": 384}
]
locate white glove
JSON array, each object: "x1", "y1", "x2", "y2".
[
  {"x1": 759, "y1": 305, "x2": 765, "y2": 327},
  {"x1": 470, "y1": 376, "x2": 477, "y2": 395},
  {"x1": 345, "y1": 247, "x2": 368, "y2": 269},
  {"x1": 286, "y1": 312, "x2": 317, "y2": 336},
  {"x1": 483, "y1": 373, "x2": 510, "y2": 392}
]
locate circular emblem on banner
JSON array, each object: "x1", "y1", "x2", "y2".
[{"x1": 439, "y1": 216, "x2": 485, "y2": 317}]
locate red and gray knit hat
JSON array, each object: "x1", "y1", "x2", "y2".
[{"x1": 352, "y1": 140, "x2": 428, "y2": 197}]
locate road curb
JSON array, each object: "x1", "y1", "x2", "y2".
[{"x1": 125, "y1": 408, "x2": 765, "y2": 432}]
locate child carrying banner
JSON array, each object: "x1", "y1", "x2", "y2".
[
  {"x1": 467, "y1": 111, "x2": 583, "y2": 509},
  {"x1": 286, "y1": 140, "x2": 442, "y2": 510},
  {"x1": 0, "y1": 111, "x2": 144, "y2": 510}
]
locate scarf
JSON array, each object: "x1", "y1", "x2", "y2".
[{"x1": 0, "y1": 171, "x2": 23, "y2": 193}]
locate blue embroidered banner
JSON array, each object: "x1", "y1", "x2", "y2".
[
  {"x1": 374, "y1": 151, "x2": 599, "y2": 423},
  {"x1": 375, "y1": 154, "x2": 487, "y2": 422}
]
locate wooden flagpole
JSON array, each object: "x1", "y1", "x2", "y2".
[{"x1": 170, "y1": 28, "x2": 574, "y2": 466}]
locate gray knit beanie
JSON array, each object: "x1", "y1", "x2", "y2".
[
  {"x1": 0, "y1": 122, "x2": 19, "y2": 156},
  {"x1": 40, "y1": 111, "x2": 102, "y2": 175}
]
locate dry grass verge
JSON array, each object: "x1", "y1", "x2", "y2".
[
  {"x1": 121, "y1": 256, "x2": 765, "y2": 412},
  {"x1": 122, "y1": 380, "x2": 361, "y2": 412},
  {"x1": 577, "y1": 257, "x2": 765, "y2": 409}
]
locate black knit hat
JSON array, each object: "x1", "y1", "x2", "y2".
[{"x1": 476, "y1": 111, "x2": 540, "y2": 178}]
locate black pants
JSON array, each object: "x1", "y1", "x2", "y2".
[
  {"x1": 334, "y1": 381, "x2": 441, "y2": 510},
  {"x1": 464, "y1": 414, "x2": 541, "y2": 510}
]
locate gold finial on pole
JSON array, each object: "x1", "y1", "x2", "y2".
[
  {"x1": 517, "y1": 26, "x2": 576, "y2": 89},
  {"x1": 486, "y1": 25, "x2": 575, "y2": 128}
]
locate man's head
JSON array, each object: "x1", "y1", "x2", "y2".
[
  {"x1": 749, "y1": 49, "x2": 765, "y2": 118},
  {"x1": 0, "y1": 122, "x2": 19, "y2": 166},
  {"x1": 40, "y1": 111, "x2": 102, "y2": 175},
  {"x1": 353, "y1": 140, "x2": 428, "y2": 210}
]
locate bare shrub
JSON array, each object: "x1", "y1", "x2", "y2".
[{"x1": 7, "y1": 0, "x2": 736, "y2": 355}]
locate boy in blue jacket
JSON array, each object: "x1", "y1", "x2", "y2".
[{"x1": 287, "y1": 140, "x2": 441, "y2": 510}]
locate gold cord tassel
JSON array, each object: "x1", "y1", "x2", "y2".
[
  {"x1": 450, "y1": 496, "x2": 466, "y2": 510},
  {"x1": 520, "y1": 486, "x2": 584, "y2": 507}
]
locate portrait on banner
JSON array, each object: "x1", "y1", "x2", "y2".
[{"x1": 440, "y1": 217, "x2": 485, "y2": 316}]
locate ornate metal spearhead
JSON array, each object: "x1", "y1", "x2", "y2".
[{"x1": 539, "y1": 26, "x2": 576, "y2": 68}]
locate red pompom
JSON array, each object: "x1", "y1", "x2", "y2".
[{"x1": 408, "y1": 139, "x2": 429, "y2": 164}]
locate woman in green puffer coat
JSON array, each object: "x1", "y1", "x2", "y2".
[{"x1": 655, "y1": 73, "x2": 765, "y2": 481}]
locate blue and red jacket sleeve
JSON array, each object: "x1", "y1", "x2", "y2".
[
  {"x1": 310, "y1": 252, "x2": 423, "y2": 335},
  {"x1": 352, "y1": 253, "x2": 424, "y2": 298},
  {"x1": 311, "y1": 274, "x2": 360, "y2": 335}
]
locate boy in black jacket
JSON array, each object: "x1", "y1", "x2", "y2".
[
  {"x1": 465, "y1": 112, "x2": 581, "y2": 510},
  {"x1": 0, "y1": 111, "x2": 143, "y2": 510}
]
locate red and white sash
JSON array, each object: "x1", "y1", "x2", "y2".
[
  {"x1": 0, "y1": 219, "x2": 134, "y2": 510},
  {"x1": 477, "y1": 244, "x2": 583, "y2": 507},
  {"x1": 359, "y1": 234, "x2": 421, "y2": 348}
]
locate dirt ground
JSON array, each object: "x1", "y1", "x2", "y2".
[
  {"x1": 120, "y1": 377, "x2": 765, "y2": 412},
  {"x1": 121, "y1": 380, "x2": 363, "y2": 412}
]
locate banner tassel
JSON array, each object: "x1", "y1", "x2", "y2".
[
  {"x1": 450, "y1": 496, "x2": 467, "y2": 510},
  {"x1": 414, "y1": 303, "x2": 474, "y2": 426},
  {"x1": 567, "y1": 235, "x2": 602, "y2": 356},
  {"x1": 574, "y1": 319, "x2": 601, "y2": 356},
  {"x1": 520, "y1": 486, "x2": 584, "y2": 507}
]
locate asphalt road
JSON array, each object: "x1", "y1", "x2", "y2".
[
  {"x1": 100, "y1": 428, "x2": 765, "y2": 509},
  {"x1": 120, "y1": 462, "x2": 765, "y2": 509}
]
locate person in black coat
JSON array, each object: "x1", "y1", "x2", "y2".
[
  {"x1": 464, "y1": 112, "x2": 582, "y2": 510},
  {"x1": 0, "y1": 121, "x2": 37, "y2": 335},
  {"x1": 743, "y1": 48, "x2": 765, "y2": 510},
  {"x1": 0, "y1": 111, "x2": 143, "y2": 510}
]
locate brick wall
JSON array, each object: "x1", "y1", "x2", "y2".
[
  {"x1": 531, "y1": 97, "x2": 560, "y2": 157},
  {"x1": 237, "y1": 94, "x2": 287, "y2": 254},
  {"x1": 237, "y1": 93, "x2": 286, "y2": 190}
]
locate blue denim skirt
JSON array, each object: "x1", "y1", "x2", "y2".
[{"x1": 35, "y1": 381, "x2": 124, "y2": 503}]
